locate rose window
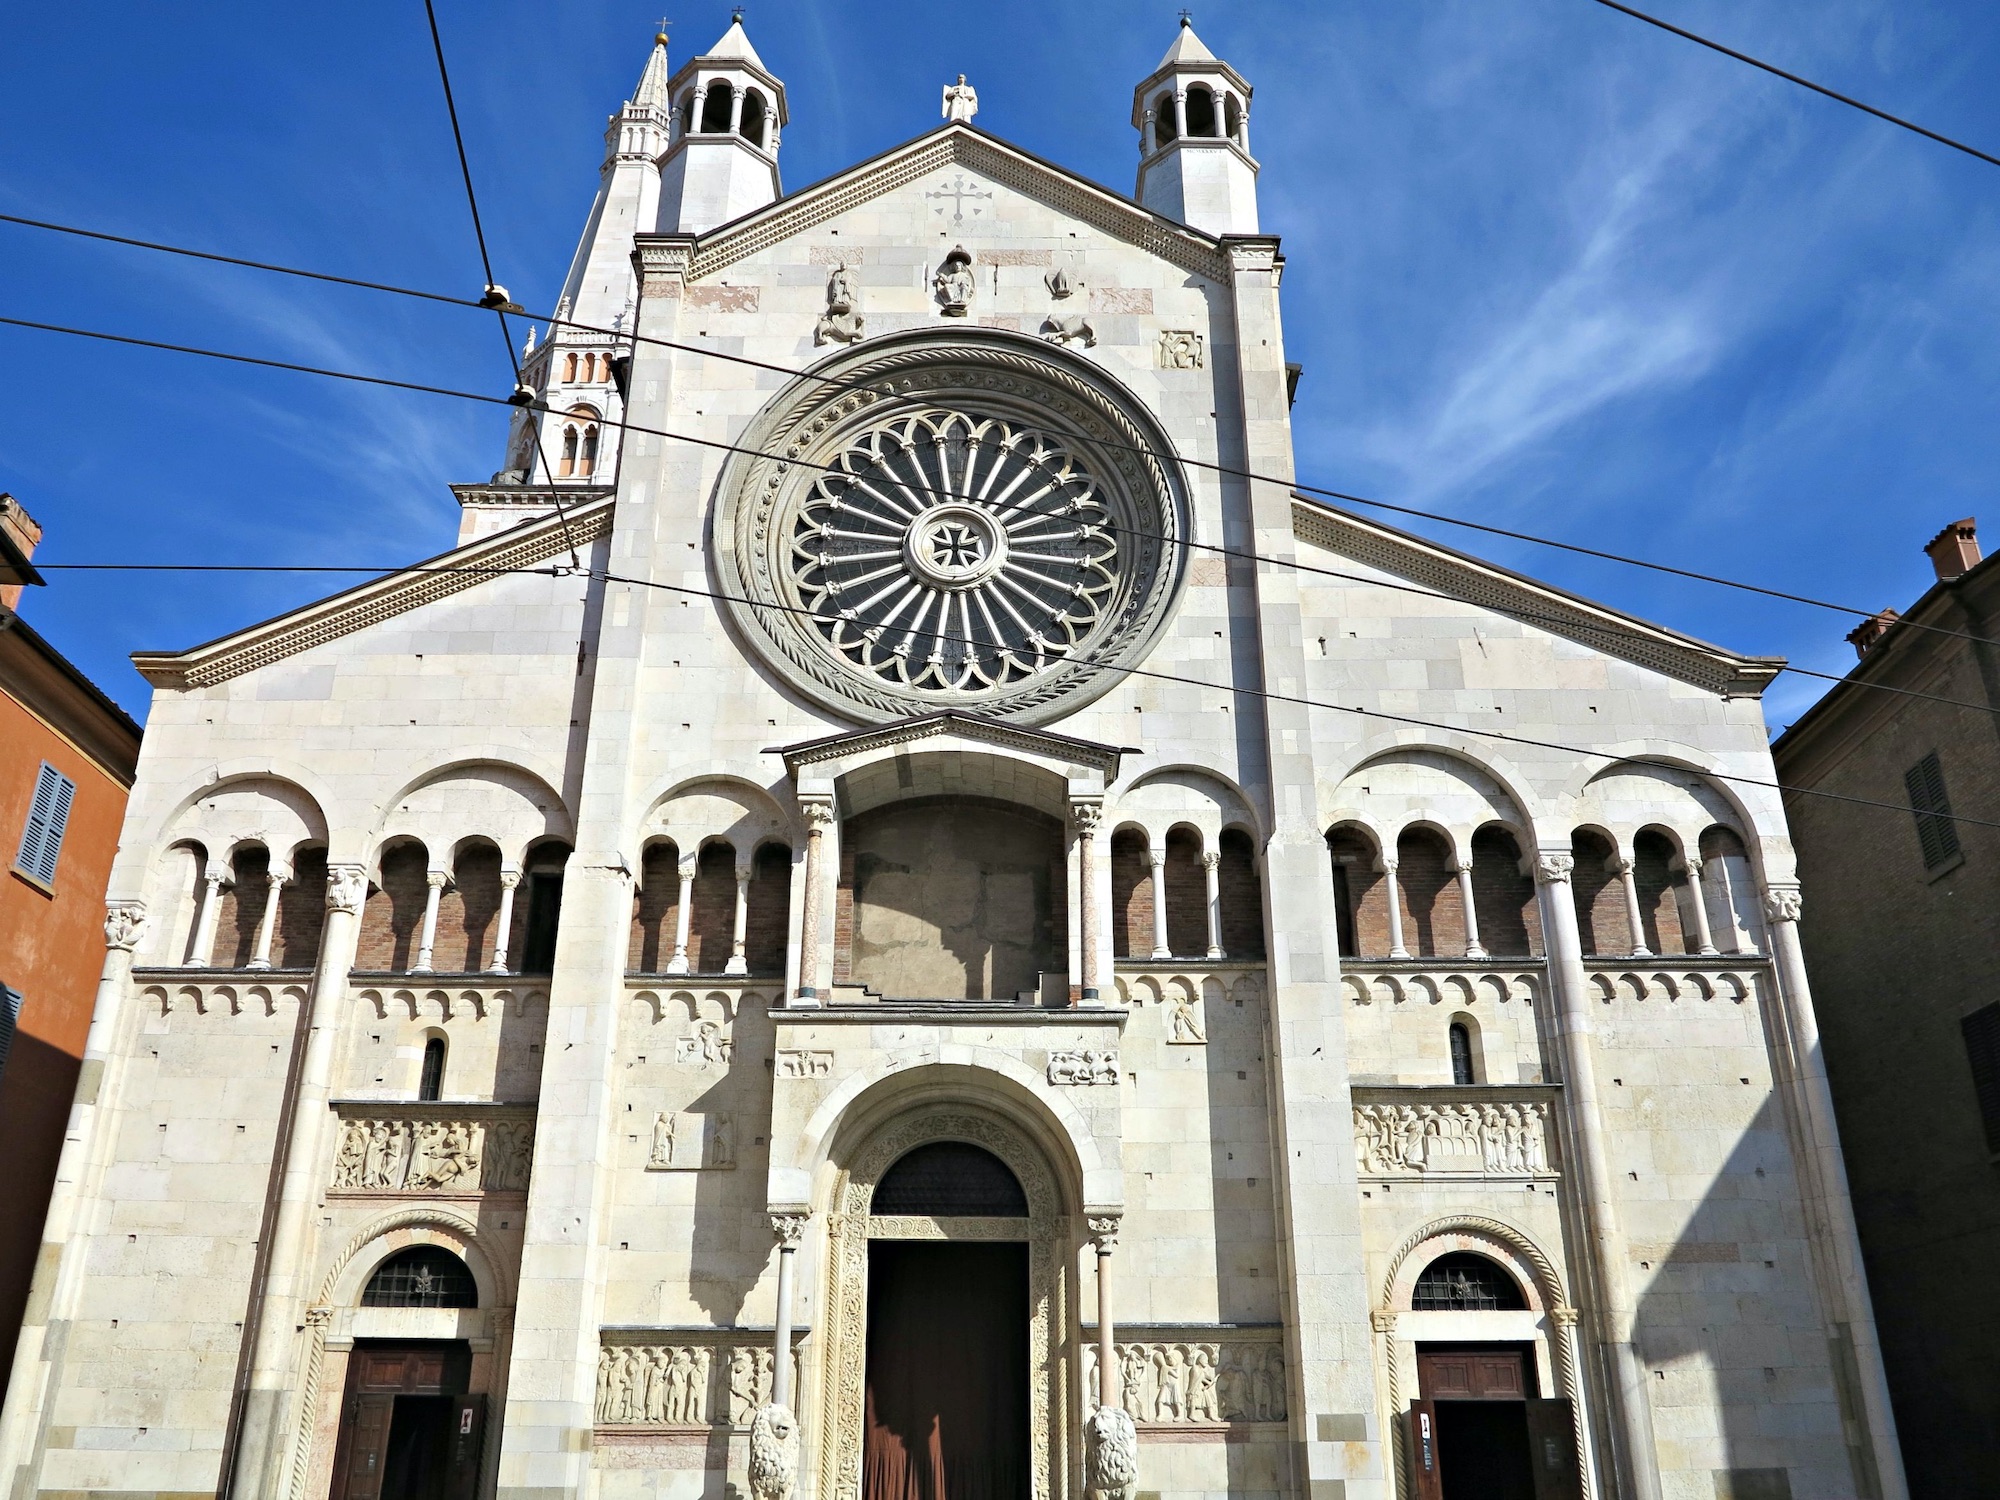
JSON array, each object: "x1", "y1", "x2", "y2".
[{"x1": 788, "y1": 411, "x2": 1120, "y2": 692}]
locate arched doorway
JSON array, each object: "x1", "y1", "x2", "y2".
[{"x1": 818, "y1": 1108, "x2": 1078, "y2": 1500}]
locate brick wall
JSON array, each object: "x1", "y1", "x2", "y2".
[
  {"x1": 1571, "y1": 830, "x2": 1628, "y2": 956},
  {"x1": 685, "y1": 843, "x2": 738, "y2": 975},
  {"x1": 1110, "y1": 829, "x2": 1151, "y2": 958},
  {"x1": 436, "y1": 843, "x2": 504, "y2": 973},
  {"x1": 215, "y1": 846, "x2": 269, "y2": 969},
  {"x1": 1633, "y1": 830, "x2": 1689, "y2": 955},
  {"x1": 833, "y1": 843, "x2": 856, "y2": 983},
  {"x1": 275, "y1": 847, "x2": 326, "y2": 968},
  {"x1": 1396, "y1": 828, "x2": 1463, "y2": 958},
  {"x1": 1219, "y1": 829, "x2": 1265, "y2": 958},
  {"x1": 1470, "y1": 828, "x2": 1541, "y2": 957},
  {"x1": 629, "y1": 841, "x2": 683, "y2": 972},
  {"x1": 743, "y1": 843, "x2": 792, "y2": 976},
  {"x1": 1162, "y1": 828, "x2": 1208, "y2": 957},
  {"x1": 355, "y1": 842, "x2": 429, "y2": 971}
]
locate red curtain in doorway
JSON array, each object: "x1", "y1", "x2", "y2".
[{"x1": 863, "y1": 1242, "x2": 1029, "y2": 1500}]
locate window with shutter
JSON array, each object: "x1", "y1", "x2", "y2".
[
  {"x1": 1904, "y1": 751, "x2": 1960, "y2": 871},
  {"x1": 0, "y1": 983, "x2": 21, "y2": 1082},
  {"x1": 1962, "y1": 1003, "x2": 2000, "y2": 1155},
  {"x1": 14, "y1": 762, "x2": 76, "y2": 888}
]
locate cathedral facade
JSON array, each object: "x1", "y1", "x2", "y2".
[{"x1": 0, "y1": 22, "x2": 1906, "y2": 1500}]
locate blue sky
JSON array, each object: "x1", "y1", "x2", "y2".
[{"x1": 3, "y1": 1, "x2": 1997, "y2": 727}]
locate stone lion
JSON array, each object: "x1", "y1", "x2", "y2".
[
  {"x1": 1085, "y1": 1405, "x2": 1137, "y2": 1500},
  {"x1": 748, "y1": 1403, "x2": 800, "y2": 1500}
]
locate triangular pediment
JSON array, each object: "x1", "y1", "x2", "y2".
[
  {"x1": 663, "y1": 123, "x2": 1232, "y2": 285},
  {"x1": 1291, "y1": 495, "x2": 1783, "y2": 698},
  {"x1": 779, "y1": 711, "x2": 1131, "y2": 781},
  {"x1": 131, "y1": 495, "x2": 615, "y2": 691}
]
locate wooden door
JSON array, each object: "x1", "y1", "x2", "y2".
[
  {"x1": 445, "y1": 1396, "x2": 486, "y2": 1500},
  {"x1": 332, "y1": 1393, "x2": 397, "y2": 1500},
  {"x1": 1417, "y1": 1347, "x2": 1528, "y2": 1400},
  {"x1": 1406, "y1": 1400, "x2": 1444, "y2": 1500},
  {"x1": 1524, "y1": 1399, "x2": 1584, "y2": 1500}
]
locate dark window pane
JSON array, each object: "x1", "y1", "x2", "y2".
[
  {"x1": 363, "y1": 1246, "x2": 477, "y2": 1308},
  {"x1": 872, "y1": 1141, "x2": 1028, "y2": 1217},
  {"x1": 1413, "y1": 1252, "x2": 1526, "y2": 1311}
]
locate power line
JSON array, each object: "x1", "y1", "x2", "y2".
[
  {"x1": 31, "y1": 557, "x2": 2000, "y2": 721},
  {"x1": 10, "y1": 309, "x2": 1995, "y2": 726},
  {"x1": 1, "y1": 206, "x2": 1972, "y2": 646},
  {"x1": 1591, "y1": 0, "x2": 2000, "y2": 171}
]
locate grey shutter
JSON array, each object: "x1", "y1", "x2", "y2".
[
  {"x1": 0, "y1": 983, "x2": 21, "y2": 1081},
  {"x1": 1904, "y1": 751, "x2": 1960, "y2": 870},
  {"x1": 1962, "y1": 1002, "x2": 2000, "y2": 1154},
  {"x1": 15, "y1": 763, "x2": 76, "y2": 886}
]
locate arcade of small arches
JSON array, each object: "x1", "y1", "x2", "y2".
[
  {"x1": 557, "y1": 405, "x2": 601, "y2": 479},
  {"x1": 1324, "y1": 818, "x2": 1762, "y2": 963},
  {"x1": 672, "y1": 80, "x2": 776, "y2": 150},
  {"x1": 1145, "y1": 81, "x2": 1247, "y2": 153}
]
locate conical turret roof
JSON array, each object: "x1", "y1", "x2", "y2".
[
  {"x1": 705, "y1": 17, "x2": 768, "y2": 70},
  {"x1": 630, "y1": 31, "x2": 671, "y2": 110},
  {"x1": 1157, "y1": 18, "x2": 1217, "y2": 67}
]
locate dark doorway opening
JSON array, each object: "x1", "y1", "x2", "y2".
[
  {"x1": 864, "y1": 1240, "x2": 1029, "y2": 1500},
  {"x1": 329, "y1": 1341, "x2": 485, "y2": 1500},
  {"x1": 1408, "y1": 1343, "x2": 1580, "y2": 1500}
]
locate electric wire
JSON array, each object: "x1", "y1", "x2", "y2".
[
  {"x1": 1591, "y1": 0, "x2": 2000, "y2": 171},
  {"x1": 1, "y1": 206, "x2": 1976, "y2": 648},
  {"x1": 5, "y1": 309, "x2": 1987, "y2": 724}
]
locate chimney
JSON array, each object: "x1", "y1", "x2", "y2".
[
  {"x1": 1925, "y1": 517, "x2": 1981, "y2": 581},
  {"x1": 0, "y1": 494, "x2": 45, "y2": 612},
  {"x1": 1845, "y1": 608, "x2": 1899, "y2": 659}
]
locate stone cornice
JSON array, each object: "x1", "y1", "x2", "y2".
[
  {"x1": 777, "y1": 711, "x2": 1133, "y2": 779},
  {"x1": 131, "y1": 496, "x2": 615, "y2": 691},
  {"x1": 1291, "y1": 496, "x2": 1783, "y2": 699},
  {"x1": 654, "y1": 125, "x2": 1231, "y2": 286}
]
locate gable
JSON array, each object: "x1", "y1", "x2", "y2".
[
  {"x1": 131, "y1": 496, "x2": 614, "y2": 691},
  {"x1": 1291, "y1": 497, "x2": 1781, "y2": 698},
  {"x1": 664, "y1": 124, "x2": 1230, "y2": 285}
]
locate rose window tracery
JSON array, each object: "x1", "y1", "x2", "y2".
[
  {"x1": 712, "y1": 331, "x2": 1189, "y2": 724},
  {"x1": 789, "y1": 411, "x2": 1120, "y2": 693}
]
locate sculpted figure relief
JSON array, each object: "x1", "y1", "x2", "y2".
[
  {"x1": 1084, "y1": 1404, "x2": 1137, "y2": 1500},
  {"x1": 1048, "y1": 1048, "x2": 1120, "y2": 1086},
  {"x1": 1352, "y1": 1101, "x2": 1552, "y2": 1177},
  {"x1": 1090, "y1": 1341, "x2": 1286, "y2": 1424},
  {"x1": 329, "y1": 1113, "x2": 533, "y2": 1193},
  {"x1": 748, "y1": 1404, "x2": 800, "y2": 1500},
  {"x1": 815, "y1": 263, "x2": 865, "y2": 346},
  {"x1": 933, "y1": 246, "x2": 975, "y2": 316}
]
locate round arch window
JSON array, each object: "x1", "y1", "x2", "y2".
[
  {"x1": 362, "y1": 1245, "x2": 478, "y2": 1308},
  {"x1": 1412, "y1": 1251, "x2": 1526, "y2": 1312},
  {"x1": 871, "y1": 1141, "x2": 1028, "y2": 1217}
]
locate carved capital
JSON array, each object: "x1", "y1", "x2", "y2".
[
  {"x1": 426, "y1": 869, "x2": 452, "y2": 890},
  {"x1": 103, "y1": 901, "x2": 149, "y2": 952},
  {"x1": 203, "y1": 861, "x2": 234, "y2": 888},
  {"x1": 1549, "y1": 1305, "x2": 1579, "y2": 1329},
  {"x1": 1453, "y1": 855, "x2": 1475, "y2": 874},
  {"x1": 1533, "y1": 853, "x2": 1574, "y2": 886},
  {"x1": 304, "y1": 1305, "x2": 334, "y2": 1328},
  {"x1": 678, "y1": 855, "x2": 700, "y2": 882},
  {"x1": 1764, "y1": 886, "x2": 1802, "y2": 924},
  {"x1": 268, "y1": 863, "x2": 294, "y2": 887},
  {"x1": 770, "y1": 1213, "x2": 811, "y2": 1249},
  {"x1": 500, "y1": 867, "x2": 523, "y2": 890},
  {"x1": 1683, "y1": 855, "x2": 1704, "y2": 878},
  {"x1": 1377, "y1": 855, "x2": 1399, "y2": 874},
  {"x1": 1369, "y1": 1309, "x2": 1398, "y2": 1335},
  {"x1": 801, "y1": 799, "x2": 836, "y2": 832},
  {"x1": 1086, "y1": 1215, "x2": 1122, "y2": 1252},
  {"x1": 326, "y1": 864, "x2": 369, "y2": 914},
  {"x1": 1606, "y1": 855, "x2": 1634, "y2": 877},
  {"x1": 1201, "y1": 851, "x2": 1221, "y2": 873},
  {"x1": 1069, "y1": 801, "x2": 1103, "y2": 834}
]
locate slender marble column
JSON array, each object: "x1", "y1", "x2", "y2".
[
  {"x1": 235, "y1": 863, "x2": 369, "y2": 1500},
  {"x1": 412, "y1": 868, "x2": 449, "y2": 974},
  {"x1": 1380, "y1": 855, "x2": 1410, "y2": 959},
  {"x1": 665, "y1": 855, "x2": 697, "y2": 975},
  {"x1": 1173, "y1": 88, "x2": 1188, "y2": 139},
  {"x1": 1201, "y1": 850, "x2": 1224, "y2": 959},
  {"x1": 795, "y1": 802, "x2": 833, "y2": 1002},
  {"x1": 1535, "y1": 852, "x2": 1661, "y2": 1500},
  {"x1": 1073, "y1": 802, "x2": 1103, "y2": 1003},
  {"x1": 1612, "y1": 855, "x2": 1651, "y2": 957},
  {"x1": 1455, "y1": 855, "x2": 1486, "y2": 958},
  {"x1": 187, "y1": 862, "x2": 231, "y2": 967},
  {"x1": 1762, "y1": 886, "x2": 1908, "y2": 1499},
  {"x1": 489, "y1": 866, "x2": 521, "y2": 973},
  {"x1": 1090, "y1": 1216, "x2": 1121, "y2": 1408},
  {"x1": 247, "y1": 864, "x2": 290, "y2": 970},
  {"x1": 724, "y1": 864, "x2": 751, "y2": 977},
  {"x1": 1682, "y1": 857, "x2": 1719, "y2": 956},
  {"x1": 1148, "y1": 848, "x2": 1171, "y2": 959},
  {"x1": 770, "y1": 1214, "x2": 808, "y2": 1408},
  {"x1": 728, "y1": 86, "x2": 745, "y2": 136}
]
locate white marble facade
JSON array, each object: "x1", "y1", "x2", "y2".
[{"x1": 0, "y1": 21, "x2": 1906, "y2": 1500}]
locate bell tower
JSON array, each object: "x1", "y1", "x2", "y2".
[
  {"x1": 656, "y1": 15, "x2": 788, "y2": 235},
  {"x1": 1131, "y1": 18, "x2": 1258, "y2": 236}
]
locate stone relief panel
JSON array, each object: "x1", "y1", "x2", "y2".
[
  {"x1": 775, "y1": 1049, "x2": 833, "y2": 1079},
  {"x1": 595, "y1": 1337, "x2": 803, "y2": 1429},
  {"x1": 1156, "y1": 331, "x2": 1204, "y2": 369},
  {"x1": 1047, "y1": 1049, "x2": 1120, "y2": 1085},
  {"x1": 677, "y1": 1018, "x2": 733, "y2": 1068},
  {"x1": 1352, "y1": 1099, "x2": 1554, "y2": 1179},
  {"x1": 1081, "y1": 1334, "x2": 1286, "y2": 1425},
  {"x1": 646, "y1": 1110, "x2": 735, "y2": 1171},
  {"x1": 328, "y1": 1106, "x2": 534, "y2": 1194}
]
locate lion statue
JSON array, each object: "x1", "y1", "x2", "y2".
[
  {"x1": 1085, "y1": 1405, "x2": 1137, "y2": 1500},
  {"x1": 748, "y1": 1403, "x2": 800, "y2": 1500}
]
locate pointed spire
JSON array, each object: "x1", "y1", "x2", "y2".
[
  {"x1": 707, "y1": 15, "x2": 767, "y2": 70},
  {"x1": 1158, "y1": 17, "x2": 1217, "y2": 67},
  {"x1": 630, "y1": 28, "x2": 672, "y2": 111}
]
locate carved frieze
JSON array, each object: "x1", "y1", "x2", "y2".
[
  {"x1": 595, "y1": 1336, "x2": 804, "y2": 1428},
  {"x1": 1352, "y1": 1100, "x2": 1553, "y2": 1179},
  {"x1": 1082, "y1": 1335, "x2": 1286, "y2": 1425},
  {"x1": 328, "y1": 1106, "x2": 534, "y2": 1194},
  {"x1": 775, "y1": 1049, "x2": 833, "y2": 1079},
  {"x1": 1047, "y1": 1049, "x2": 1119, "y2": 1086}
]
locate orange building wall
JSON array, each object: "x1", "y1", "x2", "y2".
[{"x1": 0, "y1": 690, "x2": 131, "y2": 1396}]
